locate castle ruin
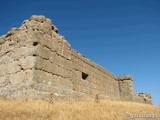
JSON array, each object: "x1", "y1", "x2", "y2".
[{"x1": 0, "y1": 15, "x2": 152, "y2": 104}]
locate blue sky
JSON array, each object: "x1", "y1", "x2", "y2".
[{"x1": 0, "y1": 0, "x2": 160, "y2": 105}]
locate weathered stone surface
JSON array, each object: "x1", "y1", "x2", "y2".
[
  {"x1": 134, "y1": 93, "x2": 152, "y2": 104},
  {"x1": 0, "y1": 15, "x2": 152, "y2": 104},
  {"x1": 117, "y1": 75, "x2": 133, "y2": 81},
  {"x1": 8, "y1": 71, "x2": 26, "y2": 85},
  {"x1": 118, "y1": 75, "x2": 135, "y2": 100}
]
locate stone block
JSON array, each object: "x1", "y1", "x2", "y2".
[
  {"x1": 42, "y1": 60, "x2": 58, "y2": 74},
  {"x1": 0, "y1": 76, "x2": 6, "y2": 86},
  {"x1": 33, "y1": 70, "x2": 52, "y2": 83},
  {"x1": 39, "y1": 35, "x2": 57, "y2": 52},
  {"x1": 19, "y1": 56, "x2": 36, "y2": 70},
  {"x1": 55, "y1": 66, "x2": 64, "y2": 76},
  {"x1": 35, "y1": 57, "x2": 58, "y2": 75},
  {"x1": 75, "y1": 63, "x2": 83, "y2": 72},
  {"x1": 63, "y1": 69, "x2": 72, "y2": 78},
  {"x1": 64, "y1": 59, "x2": 72, "y2": 70},
  {"x1": 36, "y1": 45, "x2": 52, "y2": 60},
  {"x1": 35, "y1": 57, "x2": 45, "y2": 70},
  {"x1": 53, "y1": 54, "x2": 61, "y2": 65},
  {"x1": 25, "y1": 70, "x2": 34, "y2": 82},
  {"x1": 0, "y1": 64, "x2": 7, "y2": 77},
  {"x1": 52, "y1": 40, "x2": 60, "y2": 52},
  {"x1": 90, "y1": 83, "x2": 98, "y2": 90},
  {"x1": 79, "y1": 85, "x2": 88, "y2": 93},
  {"x1": 7, "y1": 61, "x2": 21, "y2": 74},
  {"x1": 62, "y1": 46, "x2": 71, "y2": 60},
  {"x1": 62, "y1": 39, "x2": 71, "y2": 48},
  {"x1": 71, "y1": 49, "x2": 79, "y2": 58},
  {"x1": 0, "y1": 52, "x2": 13, "y2": 64},
  {"x1": 55, "y1": 77, "x2": 72, "y2": 90},
  {"x1": 0, "y1": 70, "x2": 6, "y2": 77},
  {"x1": 0, "y1": 41, "x2": 14, "y2": 56},
  {"x1": 73, "y1": 70, "x2": 81, "y2": 78},
  {"x1": 72, "y1": 83, "x2": 79, "y2": 92},
  {"x1": 49, "y1": 51, "x2": 58, "y2": 63},
  {"x1": 58, "y1": 56, "x2": 71, "y2": 69},
  {"x1": 90, "y1": 88, "x2": 99, "y2": 95},
  {"x1": 12, "y1": 46, "x2": 37, "y2": 59},
  {"x1": 57, "y1": 44, "x2": 63, "y2": 56},
  {"x1": 9, "y1": 71, "x2": 26, "y2": 85}
]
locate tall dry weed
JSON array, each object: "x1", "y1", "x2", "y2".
[{"x1": 94, "y1": 94, "x2": 99, "y2": 103}]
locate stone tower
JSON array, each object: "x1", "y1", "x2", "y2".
[
  {"x1": 0, "y1": 15, "x2": 152, "y2": 104},
  {"x1": 117, "y1": 75, "x2": 134, "y2": 100}
]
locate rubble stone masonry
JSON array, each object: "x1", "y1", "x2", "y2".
[{"x1": 0, "y1": 15, "x2": 152, "y2": 104}]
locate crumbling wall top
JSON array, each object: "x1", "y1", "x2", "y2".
[
  {"x1": 138, "y1": 92, "x2": 152, "y2": 99},
  {"x1": 117, "y1": 75, "x2": 133, "y2": 81},
  {"x1": 21, "y1": 15, "x2": 59, "y2": 33},
  {"x1": 28, "y1": 15, "x2": 59, "y2": 33},
  {"x1": 29, "y1": 15, "x2": 52, "y2": 24}
]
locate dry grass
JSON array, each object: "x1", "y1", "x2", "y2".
[{"x1": 0, "y1": 97, "x2": 159, "y2": 120}]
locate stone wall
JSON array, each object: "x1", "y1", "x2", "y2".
[
  {"x1": 0, "y1": 15, "x2": 152, "y2": 104},
  {"x1": 71, "y1": 49, "x2": 120, "y2": 99},
  {"x1": 117, "y1": 75, "x2": 135, "y2": 100}
]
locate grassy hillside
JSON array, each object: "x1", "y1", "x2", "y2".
[{"x1": 0, "y1": 97, "x2": 159, "y2": 120}]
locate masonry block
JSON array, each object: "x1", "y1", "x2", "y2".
[{"x1": 9, "y1": 71, "x2": 26, "y2": 85}]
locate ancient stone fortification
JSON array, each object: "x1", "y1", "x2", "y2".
[{"x1": 0, "y1": 15, "x2": 152, "y2": 104}]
